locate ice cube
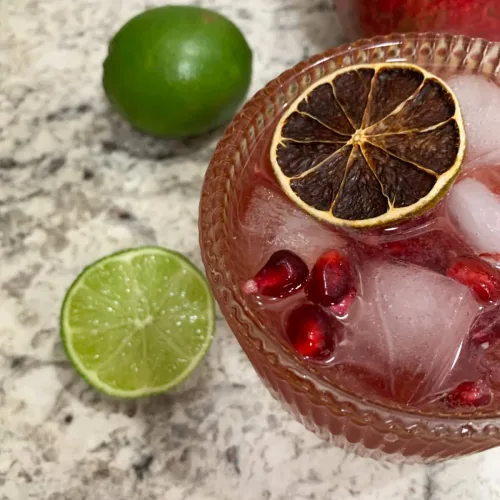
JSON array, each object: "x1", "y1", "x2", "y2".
[
  {"x1": 448, "y1": 178, "x2": 500, "y2": 255},
  {"x1": 240, "y1": 186, "x2": 347, "y2": 266},
  {"x1": 470, "y1": 165, "x2": 500, "y2": 196},
  {"x1": 465, "y1": 151, "x2": 500, "y2": 171},
  {"x1": 341, "y1": 261, "x2": 479, "y2": 403},
  {"x1": 446, "y1": 75, "x2": 500, "y2": 168}
]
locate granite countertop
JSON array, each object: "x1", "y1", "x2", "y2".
[{"x1": 2, "y1": 0, "x2": 500, "y2": 499}]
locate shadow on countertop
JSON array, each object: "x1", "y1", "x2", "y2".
[{"x1": 89, "y1": 104, "x2": 224, "y2": 165}]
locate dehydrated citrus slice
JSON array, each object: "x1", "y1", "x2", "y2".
[{"x1": 270, "y1": 63, "x2": 465, "y2": 229}]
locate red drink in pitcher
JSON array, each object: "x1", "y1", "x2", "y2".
[{"x1": 334, "y1": 0, "x2": 500, "y2": 42}]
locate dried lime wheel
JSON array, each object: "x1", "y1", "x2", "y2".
[{"x1": 270, "y1": 63, "x2": 465, "y2": 229}]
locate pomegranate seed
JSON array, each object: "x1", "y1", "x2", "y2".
[
  {"x1": 480, "y1": 252, "x2": 500, "y2": 263},
  {"x1": 446, "y1": 257, "x2": 500, "y2": 304},
  {"x1": 480, "y1": 252, "x2": 500, "y2": 269},
  {"x1": 329, "y1": 288, "x2": 357, "y2": 317},
  {"x1": 242, "y1": 250, "x2": 309, "y2": 298},
  {"x1": 306, "y1": 249, "x2": 354, "y2": 306},
  {"x1": 469, "y1": 308, "x2": 500, "y2": 345},
  {"x1": 285, "y1": 304, "x2": 338, "y2": 359},
  {"x1": 443, "y1": 381, "x2": 492, "y2": 408}
]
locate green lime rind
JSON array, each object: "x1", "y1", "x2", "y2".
[
  {"x1": 60, "y1": 247, "x2": 215, "y2": 398},
  {"x1": 102, "y1": 5, "x2": 252, "y2": 138}
]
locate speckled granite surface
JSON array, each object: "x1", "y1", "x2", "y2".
[{"x1": 2, "y1": 1, "x2": 500, "y2": 499}]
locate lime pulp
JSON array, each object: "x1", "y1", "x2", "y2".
[{"x1": 60, "y1": 247, "x2": 215, "y2": 398}]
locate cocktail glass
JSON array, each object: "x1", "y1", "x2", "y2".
[{"x1": 199, "y1": 33, "x2": 500, "y2": 463}]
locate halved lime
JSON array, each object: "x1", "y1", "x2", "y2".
[{"x1": 60, "y1": 247, "x2": 215, "y2": 398}]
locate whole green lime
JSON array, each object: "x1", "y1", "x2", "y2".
[{"x1": 102, "y1": 6, "x2": 252, "y2": 138}]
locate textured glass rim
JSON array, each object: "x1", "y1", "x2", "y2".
[{"x1": 200, "y1": 32, "x2": 500, "y2": 439}]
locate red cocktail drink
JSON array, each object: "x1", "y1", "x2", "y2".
[{"x1": 200, "y1": 34, "x2": 500, "y2": 462}]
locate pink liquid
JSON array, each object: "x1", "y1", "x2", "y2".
[{"x1": 227, "y1": 75, "x2": 500, "y2": 414}]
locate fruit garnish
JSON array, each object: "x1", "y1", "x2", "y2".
[
  {"x1": 103, "y1": 6, "x2": 252, "y2": 138},
  {"x1": 285, "y1": 304, "x2": 340, "y2": 359},
  {"x1": 243, "y1": 250, "x2": 309, "y2": 298},
  {"x1": 480, "y1": 252, "x2": 500, "y2": 266},
  {"x1": 329, "y1": 287, "x2": 357, "y2": 317},
  {"x1": 443, "y1": 381, "x2": 492, "y2": 408},
  {"x1": 60, "y1": 247, "x2": 215, "y2": 398},
  {"x1": 446, "y1": 257, "x2": 500, "y2": 304},
  {"x1": 270, "y1": 63, "x2": 465, "y2": 229},
  {"x1": 305, "y1": 249, "x2": 355, "y2": 306}
]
